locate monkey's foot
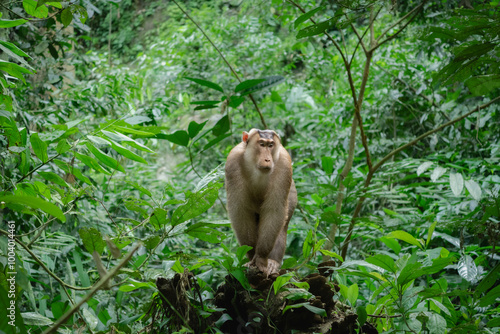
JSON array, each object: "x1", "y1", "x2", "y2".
[{"x1": 266, "y1": 259, "x2": 280, "y2": 275}]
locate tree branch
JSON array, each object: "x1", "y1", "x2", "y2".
[{"x1": 41, "y1": 244, "x2": 141, "y2": 334}]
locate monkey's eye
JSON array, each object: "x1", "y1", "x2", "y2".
[
  {"x1": 269, "y1": 143, "x2": 274, "y2": 148},
  {"x1": 260, "y1": 142, "x2": 265, "y2": 147}
]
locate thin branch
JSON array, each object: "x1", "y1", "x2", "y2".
[
  {"x1": 0, "y1": 229, "x2": 91, "y2": 291},
  {"x1": 373, "y1": 2, "x2": 426, "y2": 52},
  {"x1": 0, "y1": 3, "x2": 61, "y2": 22},
  {"x1": 6, "y1": 153, "x2": 62, "y2": 192},
  {"x1": 354, "y1": 51, "x2": 373, "y2": 171},
  {"x1": 172, "y1": 0, "x2": 267, "y2": 129},
  {"x1": 41, "y1": 244, "x2": 141, "y2": 334}
]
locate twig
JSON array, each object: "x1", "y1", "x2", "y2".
[
  {"x1": 6, "y1": 153, "x2": 62, "y2": 191},
  {"x1": 41, "y1": 243, "x2": 141, "y2": 334},
  {"x1": 172, "y1": 0, "x2": 267, "y2": 129}
]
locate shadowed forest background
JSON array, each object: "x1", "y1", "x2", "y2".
[{"x1": 0, "y1": 0, "x2": 500, "y2": 333}]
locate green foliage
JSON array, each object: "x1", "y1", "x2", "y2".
[{"x1": 0, "y1": 0, "x2": 499, "y2": 333}]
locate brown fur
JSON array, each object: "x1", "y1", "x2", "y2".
[{"x1": 225, "y1": 129, "x2": 298, "y2": 276}]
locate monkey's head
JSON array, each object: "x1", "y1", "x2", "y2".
[{"x1": 243, "y1": 129, "x2": 281, "y2": 173}]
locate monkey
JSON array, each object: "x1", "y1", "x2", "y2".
[{"x1": 225, "y1": 129, "x2": 297, "y2": 276}]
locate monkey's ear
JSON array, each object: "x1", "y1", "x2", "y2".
[{"x1": 242, "y1": 131, "x2": 249, "y2": 143}]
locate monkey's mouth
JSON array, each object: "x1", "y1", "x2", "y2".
[{"x1": 258, "y1": 166, "x2": 272, "y2": 172}]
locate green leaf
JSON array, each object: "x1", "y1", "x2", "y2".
[
  {"x1": 449, "y1": 172, "x2": 464, "y2": 196},
  {"x1": 144, "y1": 235, "x2": 161, "y2": 250},
  {"x1": 273, "y1": 273, "x2": 293, "y2": 294},
  {"x1": 475, "y1": 263, "x2": 500, "y2": 296},
  {"x1": 126, "y1": 181, "x2": 152, "y2": 197},
  {"x1": 0, "y1": 61, "x2": 33, "y2": 83},
  {"x1": 188, "y1": 120, "x2": 208, "y2": 139},
  {"x1": 388, "y1": 230, "x2": 424, "y2": 249},
  {"x1": 186, "y1": 222, "x2": 227, "y2": 243},
  {"x1": 319, "y1": 249, "x2": 343, "y2": 262},
  {"x1": 23, "y1": 0, "x2": 49, "y2": 18},
  {"x1": 487, "y1": 318, "x2": 500, "y2": 328},
  {"x1": 464, "y1": 179, "x2": 481, "y2": 201},
  {"x1": 85, "y1": 142, "x2": 125, "y2": 172},
  {"x1": 0, "y1": 19, "x2": 28, "y2": 28},
  {"x1": 73, "y1": 151, "x2": 111, "y2": 175},
  {"x1": 0, "y1": 195, "x2": 66, "y2": 221},
  {"x1": 202, "y1": 133, "x2": 231, "y2": 151},
  {"x1": 321, "y1": 156, "x2": 334, "y2": 174},
  {"x1": 230, "y1": 268, "x2": 250, "y2": 289},
  {"x1": 30, "y1": 133, "x2": 48, "y2": 163},
  {"x1": 228, "y1": 95, "x2": 245, "y2": 108},
  {"x1": 38, "y1": 171, "x2": 68, "y2": 188},
  {"x1": 109, "y1": 140, "x2": 147, "y2": 164},
  {"x1": 346, "y1": 283, "x2": 359, "y2": 306},
  {"x1": 297, "y1": 17, "x2": 338, "y2": 38},
  {"x1": 283, "y1": 302, "x2": 326, "y2": 317},
  {"x1": 397, "y1": 262, "x2": 423, "y2": 286},
  {"x1": 61, "y1": 7, "x2": 73, "y2": 26},
  {"x1": 56, "y1": 139, "x2": 71, "y2": 154},
  {"x1": 172, "y1": 260, "x2": 184, "y2": 273},
  {"x1": 163, "y1": 130, "x2": 189, "y2": 147},
  {"x1": 294, "y1": 6, "x2": 324, "y2": 28},
  {"x1": 185, "y1": 77, "x2": 223, "y2": 93},
  {"x1": 78, "y1": 227, "x2": 105, "y2": 255},
  {"x1": 479, "y1": 285, "x2": 500, "y2": 307},
  {"x1": 234, "y1": 78, "x2": 266, "y2": 93},
  {"x1": 172, "y1": 185, "x2": 221, "y2": 226},
  {"x1": 235, "y1": 76, "x2": 285, "y2": 95},
  {"x1": 366, "y1": 254, "x2": 396, "y2": 273},
  {"x1": 113, "y1": 125, "x2": 154, "y2": 137},
  {"x1": 0, "y1": 41, "x2": 29, "y2": 58},
  {"x1": 466, "y1": 74, "x2": 500, "y2": 96},
  {"x1": 357, "y1": 305, "x2": 367, "y2": 325},
  {"x1": 212, "y1": 115, "x2": 230, "y2": 137},
  {"x1": 426, "y1": 221, "x2": 437, "y2": 247},
  {"x1": 150, "y1": 208, "x2": 169, "y2": 230}
]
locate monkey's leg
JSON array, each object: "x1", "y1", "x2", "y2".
[{"x1": 228, "y1": 209, "x2": 258, "y2": 261}]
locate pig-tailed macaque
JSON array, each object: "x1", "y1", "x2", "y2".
[{"x1": 225, "y1": 129, "x2": 297, "y2": 276}]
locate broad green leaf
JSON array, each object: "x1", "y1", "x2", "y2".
[
  {"x1": 346, "y1": 283, "x2": 358, "y2": 306},
  {"x1": 202, "y1": 133, "x2": 231, "y2": 151},
  {"x1": 149, "y1": 208, "x2": 168, "y2": 230},
  {"x1": 172, "y1": 185, "x2": 221, "y2": 226},
  {"x1": 427, "y1": 313, "x2": 446, "y2": 334},
  {"x1": 294, "y1": 6, "x2": 324, "y2": 28},
  {"x1": 388, "y1": 230, "x2": 424, "y2": 249},
  {"x1": 487, "y1": 318, "x2": 500, "y2": 328},
  {"x1": 185, "y1": 77, "x2": 223, "y2": 93},
  {"x1": 454, "y1": 42, "x2": 495, "y2": 61},
  {"x1": 69, "y1": 4, "x2": 87, "y2": 24},
  {"x1": 430, "y1": 166, "x2": 446, "y2": 182},
  {"x1": 297, "y1": 17, "x2": 338, "y2": 38},
  {"x1": 426, "y1": 221, "x2": 438, "y2": 247},
  {"x1": 273, "y1": 273, "x2": 293, "y2": 294},
  {"x1": 162, "y1": 130, "x2": 189, "y2": 147},
  {"x1": 212, "y1": 115, "x2": 230, "y2": 137},
  {"x1": 397, "y1": 262, "x2": 423, "y2": 286},
  {"x1": 228, "y1": 95, "x2": 245, "y2": 108},
  {"x1": 235, "y1": 76, "x2": 285, "y2": 95},
  {"x1": 38, "y1": 171, "x2": 68, "y2": 188},
  {"x1": 321, "y1": 156, "x2": 334, "y2": 174},
  {"x1": 458, "y1": 254, "x2": 477, "y2": 282},
  {"x1": 230, "y1": 268, "x2": 250, "y2": 289},
  {"x1": 186, "y1": 222, "x2": 227, "y2": 243},
  {"x1": 479, "y1": 285, "x2": 500, "y2": 307},
  {"x1": 56, "y1": 139, "x2": 71, "y2": 154},
  {"x1": 319, "y1": 249, "x2": 343, "y2": 262},
  {"x1": 30, "y1": 133, "x2": 48, "y2": 163},
  {"x1": 0, "y1": 195, "x2": 66, "y2": 221},
  {"x1": 190, "y1": 100, "x2": 220, "y2": 106},
  {"x1": 85, "y1": 142, "x2": 125, "y2": 172},
  {"x1": 417, "y1": 161, "x2": 433, "y2": 176},
  {"x1": 188, "y1": 120, "x2": 208, "y2": 138},
  {"x1": 285, "y1": 288, "x2": 314, "y2": 301},
  {"x1": 357, "y1": 305, "x2": 367, "y2": 325},
  {"x1": 23, "y1": 0, "x2": 49, "y2": 18},
  {"x1": 464, "y1": 179, "x2": 481, "y2": 201},
  {"x1": 366, "y1": 254, "x2": 396, "y2": 273},
  {"x1": 466, "y1": 74, "x2": 500, "y2": 96},
  {"x1": 380, "y1": 236, "x2": 401, "y2": 255},
  {"x1": 101, "y1": 130, "x2": 153, "y2": 153},
  {"x1": 475, "y1": 263, "x2": 500, "y2": 296},
  {"x1": 283, "y1": 302, "x2": 326, "y2": 317},
  {"x1": 0, "y1": 19, "x2": 28, "y2": 28},
  {"x1": 449, "y1": 172, "x2": 463, "y2": 196},
  {"x1": 0, "y1": 61, "x2": 33, "y2": 83},
  {"x1": 124, "y1": 116, "x2": 151, "y2": 125},
  {"x1": 110, "y1": 140, "x2": 147, "y2": 164},
  {"x1": 61, "y1": 8, "x2": 72, "y2": 26},
  {"x1": 172, "y1": 260, "x2": 184, "y2": 273},
  {"x1": 119, "y1": 280, "x2": 155, "y2": 292},
  {"x1": 144, "y1": 235, "x2": 161, "y2": 250},
  {"x1": 78, "y1": 227, "x2": 105, "y2": 255}
]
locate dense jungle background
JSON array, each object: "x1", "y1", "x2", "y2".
[{"x1": 1, "y1": 0, "x2": 500, "y2": 333}]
